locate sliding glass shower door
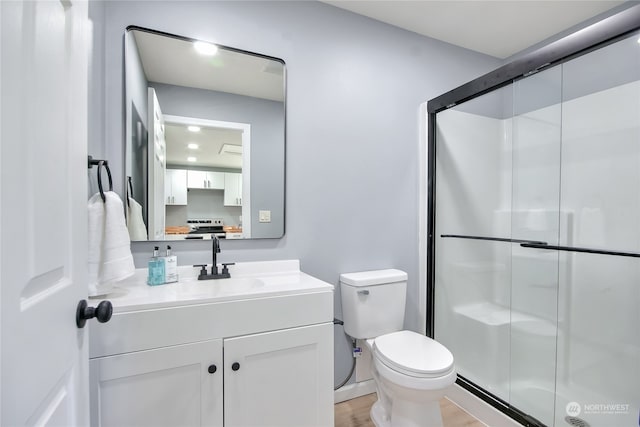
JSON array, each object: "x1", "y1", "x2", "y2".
[
  {"x1": 553, "y1": 33, "x2": 640, "y2": 427},
  {"x1": 509, "y1": 65, "x2": 562, "y2": 425},
  {"x1": 434, "y1": 84, "x2": 516, "y2": 404},
  {"x1": 433, "y1": 30, "x2": 640, "y2": 427},
  {"x1": 434, "y1": 67, "x2": 562, "y2": 426}
]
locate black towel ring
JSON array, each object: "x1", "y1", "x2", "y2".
[
  {"x1": 126, "y1": 176, "x2": 134, "y2": 207},
  {"x1": 88, "y1": 156, "x2": 113, "y2": 203},
  {"x1": 97, "y1": 161, "x2": 113, "y2": 202}
]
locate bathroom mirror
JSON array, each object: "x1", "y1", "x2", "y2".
[{"x1": 124, "y1": 26, "x2": 285, "y2": 241}]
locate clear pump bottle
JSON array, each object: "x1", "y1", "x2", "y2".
[
  {"x1": 163, "y1": 245, "x2": 178, "y2": 283},
  {"x1": 147, "y1": 246, "x2": 165, "y2": 286}
]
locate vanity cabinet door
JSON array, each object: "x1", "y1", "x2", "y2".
[
  {"x1": 223, "y1": 323, "x2": 334, "y2": 427},
  {"x1": 224, "y1": 173, "x2": 242, "y2": 206},
  {"x1": 90, "y1": 339, "x2": 223, "y2": 427},
  {"x1": 166, "y1": 169, "x2": 187, "y2": 205}
]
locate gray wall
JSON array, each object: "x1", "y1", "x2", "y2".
[
  {"x1": 151, "y1": 82, "x2": 285, "y2": 238},
  {"x1": 125, "y1": 32, "x2": 148, "y2": 153},
  {"x1": 88, "y1": 0, "x2": 106, "y2": 198},
  {"x1": 89, "y1": 0, "x2": 500, "y2": 388},
  {"x1": 125, "y1": 32, "x2": 149, "y2": 219}
]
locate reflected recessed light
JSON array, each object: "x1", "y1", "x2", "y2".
[
  {"x1": 637, "y1": 36, "x2": 640, "y2": 44},
  {"x1": 187, "y1": 156, "x2": 197, "y2": 162},
  {"x1": 187, "y1": 143, "x2": 199, "y2": 150},
  {"x1": 193, "y1": 41, "x2": 218, "y2": 56},
  {"x1": 188, "y1": 126, "x2": 201, "y2": 132}
]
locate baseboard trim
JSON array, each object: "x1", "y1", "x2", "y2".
[
  {"x1": 446, "y1": 384, "x2": 522, "y2": 427},
  {"x1": 334, "y1": 379, "x2": 376, "y2": 403}
]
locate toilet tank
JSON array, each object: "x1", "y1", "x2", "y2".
[{"x1": 340, "y1": 269, "x2": 407, "y2": 339}]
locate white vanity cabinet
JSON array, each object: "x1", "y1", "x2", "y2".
[
  {"x1": 223, "y1": 172, "x2": 242, "y2": 206},
  {"x1": 165, "y1": 169, "x2": 187, "y2": 205},
  {"x1": 89, "y1": 261, "x2": 334, "y2": 427}
]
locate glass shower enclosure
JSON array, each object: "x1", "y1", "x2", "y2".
[{"x1": 427, "y1": 8, "x2": 640, "y2": 427}]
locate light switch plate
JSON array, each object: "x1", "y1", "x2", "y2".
[{"x1": 259, "y1": 210, "x2": 271, "y2": 223}]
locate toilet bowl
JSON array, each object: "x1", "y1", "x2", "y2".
[
  {"x1": 367, "y1": 331, "x2": 456, "y2": 427},
  {"x1": 340, "y1": 270, "x2": 456, "y2": 427}
]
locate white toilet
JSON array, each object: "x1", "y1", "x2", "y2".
[{"x1": 340, "y1": 269, "x2": 456, "y2": 427}]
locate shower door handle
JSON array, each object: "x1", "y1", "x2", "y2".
[{"x1": 520, "y1": 243, "x2": 640, "y2": 258}]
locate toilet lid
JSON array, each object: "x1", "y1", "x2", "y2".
[{"x1": 373, "y1": 330, "x2": 454, "y2": 377}]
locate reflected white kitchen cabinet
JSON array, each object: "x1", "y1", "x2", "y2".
[
  {"x1": 188, "y1": 170, "x2": 224, "y2": 190},
  {"x1": 165, "y1": 169, "x2": 187, "y2": 205},
  {"x1": 90, "y1": 339, "x2": 223, "y2": 427},
  {"x1": 224, "y1": 172, "x2": 242, "y2": 206},
  {"x1": 224, "y1": 324, "x2": 333, "y2": 427}
]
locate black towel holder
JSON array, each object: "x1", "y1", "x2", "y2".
[
  {"x1": 126, "y1": 176, "x2": 133, "y2": 207},
  {"x1": 88, "y1": 155, "x2": 113, "y2": 203}
]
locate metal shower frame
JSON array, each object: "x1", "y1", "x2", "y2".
[{"x1": 425, "y1": 5, "x2": 640, "y2": 426}]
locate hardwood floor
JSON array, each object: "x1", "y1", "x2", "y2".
[{"x1": 335, "y1": 393, "x2": 485, "y2": 427}]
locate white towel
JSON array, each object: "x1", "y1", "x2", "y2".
[
  {"x1": 88, "y1": 191, "x2": 135, "y2": 296},
  {"x1": 126, "y1": 196, "x2": 148, "y2": 241}
]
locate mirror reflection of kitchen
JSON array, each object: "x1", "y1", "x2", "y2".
[
  {"x1": 125, "y1": 27, "x2": 285, "y2": 241},
  {"x1": 164, "y1": 121, "x2": 247, "y2": 241}
]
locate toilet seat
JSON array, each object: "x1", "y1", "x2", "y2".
[
  {"x1": 372, "y1": 353, "x2": 457, "y2": 391},
  {"x1": 373, "y1": 330, "x2": 454, "y2": 378}
]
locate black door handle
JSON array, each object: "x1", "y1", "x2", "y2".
[
  {"x1": 208, "y1": 364, "x2": 217, "y2": 374},
  {"x1": 76, "y1": 299, "x2": 112, "y2": 328},
  {"x1": 232, "y1": 362, "x2": 240, "y2": 371}
]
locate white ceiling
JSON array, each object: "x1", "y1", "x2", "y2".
[
  {"x1": 165, "y1": 123, "x2": 242, "y2": 169},
  {"x1": 133, "y1": 30, "x2": 285, "y2": 101},
  {"x1": 322, "y1": 1, "x2": 625, "y2": 59}
]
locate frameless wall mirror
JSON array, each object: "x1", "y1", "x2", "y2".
[{"x1": 124, "y1": 26, "x2": 285, "y2": 241}]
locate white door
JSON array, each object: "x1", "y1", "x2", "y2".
[
  {"x1": 1, "y1": 0, "x2": 90, "y2": 425},
  {"x1": 148, "y1": 88, "x2": 166, "y2": 239},
  {"x1": 224, "y1": 324, "x2": 334, "y2": 427}
]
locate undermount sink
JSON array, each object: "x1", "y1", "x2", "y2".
[{"x1": 97, "y1": 259, "x2": 334, "y2": 313}]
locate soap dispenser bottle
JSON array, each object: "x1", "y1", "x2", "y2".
[
  {"x1": 147, "y1": 246, "x2": 165, "y2": 286},
  {"x1": 163, "y1": 245, "x2": 178, "y2": 283}
]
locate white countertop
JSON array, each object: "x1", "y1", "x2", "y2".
[{"x1": 91, "y1": 259, "x2": 334, "y2": 313}]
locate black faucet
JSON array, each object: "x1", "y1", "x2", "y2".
[
  {"x1": 193, "y1": 235, "x2": 235, "y2": 280},
  {"x1": 211, "y1": 235, "x2": 221, "y2": 274}
]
